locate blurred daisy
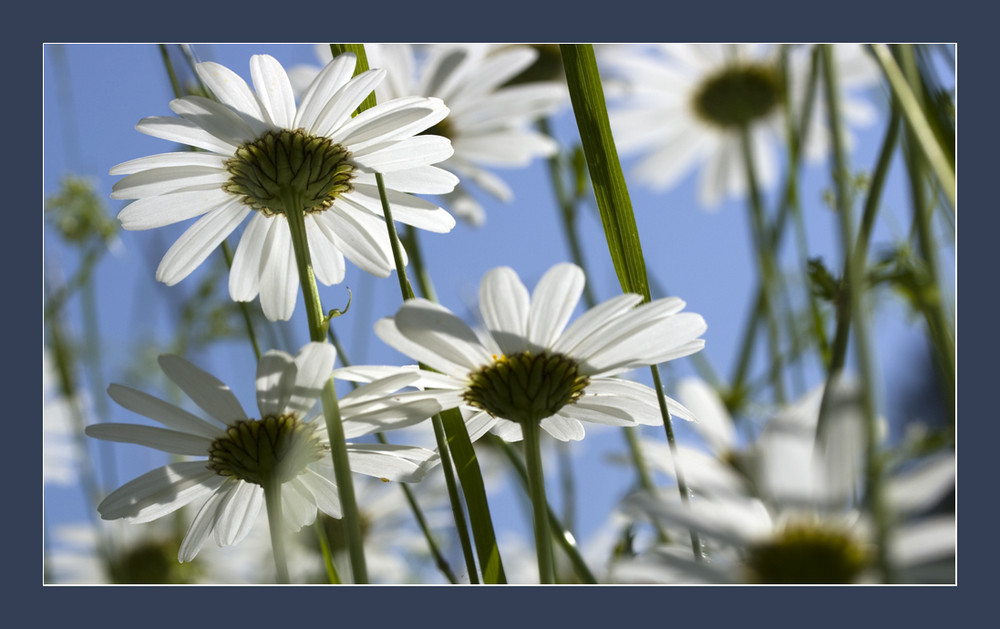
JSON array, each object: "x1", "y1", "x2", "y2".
[
  {"x1": 111, "y1": 52, "x2": 457, "y2": 321},
  {"x1": 600, "y1": 44, "x2": 879, "y2": 208},
  {"x1": 86, "y1": 342, "x2": 438, "y2": 563},
  {"x1": 335, "y1": 262, "x2": 707, "y2": 443},
  {"x1": 613, "y1": 378, "x2": 955, "y2": 583},
  {"x1": 291, "y1": 44, "x2": 566, "y2": 225}
]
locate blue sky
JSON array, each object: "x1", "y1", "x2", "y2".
[{"x1": 42, "y1": 43, "x2": 955, "y2": 580}]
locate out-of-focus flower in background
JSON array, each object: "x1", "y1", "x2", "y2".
[
  {"x1": 291, "y1": 44, "x2": 566, "y2": 225},
  {"x1": 599, "y1": 43, "x2": 880, "y2": 209}
]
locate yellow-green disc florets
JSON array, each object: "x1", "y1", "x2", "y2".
[
  {"x1": 745, "y1": 523, "x2": 870, "y2": 583},
  {"x1": 223, "y1": 129, "x2": 355, "y2": 217},
  {"x1": 692, "y1": 63, "x2": 783, "y2": 130},
  {"x1": 463, "y1": 351, "x2": 590, "y2": 425},
  {"x1": 207, "y1": 414, "x2": 325, "y2": 486}
]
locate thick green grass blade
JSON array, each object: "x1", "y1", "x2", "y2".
[
  {"x1": 439, "y1": 407, "x2": 507, "y2": 583},
  {"x1": 560, "y1": 44, "x2": 650, "y2": 301}
]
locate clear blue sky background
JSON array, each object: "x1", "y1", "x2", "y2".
[{"x1": 42, "y1": 43, "x2": 955, "y2": 578}]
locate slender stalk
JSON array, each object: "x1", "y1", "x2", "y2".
[
  {"x1": 870, "y1": 44, "x2": 955, "y2": 211},
  {"x1": 819, "y1": 45, "x2": 893, "y2": 582},
  {"x1": 263, "y1": 474, "x2": 290, "y2": 583},
  {"x1": 739, "y1": 127, "x2": 788, "y2": 405},
  {"x1": 312, "y1": 519, "x2": 341, "y2": 584},
  {"x1": 493, "y1": 437, "x2": 597, "y2": 583},
  {"x1": 283, "y1": 197, "x2": 368, "y2": 583},
  {"x1": 373, "y1": 172, "x2": 481, "y2": 583},
  {"x1": 520, "y1": 419, "x2": 555, "y2": 583},
  {"x1": 402, "y1": 226, "x2": 437, "y2": 302}
]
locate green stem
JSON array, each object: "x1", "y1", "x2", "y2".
[
  {"x1": 372, "y1": 172, "x2": 480, "y2": 583},
  {"x1": 263, "y1": 474, "x2": 290, "y2": 583},
  {"x1": 870, "y1": 44, "x2": 955, "y2": 211},
  {"x1": 494, "y1": 437, "x2": 597, "y2": 584},
  {"x1": 312, "y1": 519, "x2": 341, "y2": 584},
  {"x1": 283, "y1": 197, "x2": 368, "y2": 584},
  {"x1": 819, "y1": 45, "x2": 893, "y2": 582},
  {"x1": 894, "y1": 45, "x2": 956, "y2": 428},
  {"x1": 739, "y1": 126, "x2": 788, "y2": 405},
  {"x1": 520, "y1": 419, "x2": 555, "y2": 583}
]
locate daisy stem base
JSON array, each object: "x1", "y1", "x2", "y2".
[
  {"x1": 263, "y1": 474, "x2": 290, "y2": 584},
  {"x1": 284, "y1": 196, "x2": 368, "y2": 584},
  {"x1": 521, "y1": 419, "x2": 555, "y2": 584}
]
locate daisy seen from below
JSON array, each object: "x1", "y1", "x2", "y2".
[
  {"x1": 291, "y1": 44, "x2": 566, "y2": 225},
  {"x1": 611, "y1": 378, "x2": 955, "y2": 584},
  {"x1": 335, "y1": 262, "x2": 707, "y2": 444},
  {"x1": 111, "y1": 52, "x2": 458, "y2": 321},
  {"x1": 85, "y1": 342, "x2": 438, "y2": 574},
  {"x1": 599, "y1": 43, "x2": 878, "y2": 208},
  {"x1": 335, "y1": 261, "x2": 706, "y2": 582}
]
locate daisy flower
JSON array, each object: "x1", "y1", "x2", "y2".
[
  {"x1": 600, "y1": 44, "x2": 879, "y2": 208},
  {"x1": 291, "y1": 44, "x2": 566, "y2": 225},
  {"x1": 111, "y1": 52, "x2": 458, "y2": 321},
  {"x1": 334, "y1": 262, "x2": 707, "y2": 443},
  {"x1": 612, "y1": 378, "x2": 955, "y2": 583},
  {"x1": 85, "y1": 342, "x2": 438, "y2": 563}
]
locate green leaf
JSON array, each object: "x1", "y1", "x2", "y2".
[
  {"x1": 560, "y1": 44, "x2": 650, "y2": 301},
  {"x1": 439, "y1": 407, "x2": 507, "y2": 583}
]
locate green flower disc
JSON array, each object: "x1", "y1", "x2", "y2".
[
  {"x1": 224, "y1": 129, "x2": 355, "y2": 216},
  {"x1": 692, "y1": 64, "x2": 783, "y2": 129},
  {"x1": 207, "y1": 414, "x2": 325, "y2": 486},
  {"x1": 464, "y1": 351, "x2": 590, "y2": 425},
  {"x1": 746, "y1": 523, "x2": 870, "y2": 584}
]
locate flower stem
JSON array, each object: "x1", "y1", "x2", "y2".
[
  {"x1": 739, "y1": 126, "x2": 788, "y2": 405},
  {"x1": 372, "y1": 173, "x2": 483, "y2": 583},
  {"x1": 819, "y1": 45, "x2": 893, "y2": 582},
  {"x1": 263, "y1": 474, "x2": 290, "y2": 583},
  {"x1": 283, "y1": 197, "x2": 368, "y2": 584},
  {"x1": 520, "y1": 419, "x2": 555, "y2": 584}
]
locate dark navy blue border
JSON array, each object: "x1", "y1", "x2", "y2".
[{"x1": 23, "y1": 0, "x2": 987, "y2": 624}]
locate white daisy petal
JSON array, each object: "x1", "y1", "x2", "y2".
[
  {"x1": 358, "y1": 165, "x2": 459, "y2": 195},
  {"x1": 135, "y1": 115, "x2": 238, "y2": 154},
  {"x1": 346, "y1": 443, "x2": 438, "y2": 482},
  {"x1": 106, "y1": 383, "x2": 227, "y2": 437},
  {"x1": 84, "y1": 423, "x2": 213, "y2": 456},
  {"x1": 178, "y1": 480, "x2": 229, "y2": 562},
  {"x1": 540, "y1": 415, "x2": 586, "y2": 441},
  {"x1": 313, "y1": 206, "x2": 395, "y2": 278},
  {"x1": 117, "y1": 188, "x2": 233, "y2": 230},
  {"x1": 110, "y1": 151, "x2": 228, "y2": 175},
  {"x1": 155, "y1": 203, "x2": 251, "y2": 286},
  {"x1": 213, "y1": 480, "x2": 263, "y2": 547},
  {"x1": 295, "y1": 52, "x2": 357, "y2": 131},
  {"x1": 286, "y1": 342, "x2": 338, "y2": 416},
  {"x1": 228, "y1": 211, "x2": 269, "y2": 302},
  {"x1": 393, "y1": 299, "x2": 494, "y2": 372},
  {"x1": 256, "y1": 350, "x2": 296, "y2": 418},
  {"x1": 351, "y1": 135, "x2": 455, "y2": 172},
  {"x1": 551, "y1": 293, "x2": 646, "y2": 356},
  {"x1": 345, "y1": 185, "x2": 456, "y2": 233},
  {"x1": 97, "y1": 461, "x2": 225, "y2": 523},
  {"x1": 111, "y1": 166, "x2": 230, "y2": 200},
  {"x1": 305, "y1": 215, "x2": 346, "y2": 286},
  {"x1": 527, "y1": 263, "x2": 585, "y2": 350},
  {"x1": 479, "y1": 266, "x2": 531, "y2": 355},
  {"x1": 250, "y1": 54, "x2": 297, "y2": 129},
  {"x1": 257, "y1": 218, "x2": 299, "y2": 322},
  {"x1": 310, "y1": 67, "x2": 387, "y2": 138},
  {"x1": 298, "y1": 468, "x2": 342, "y2": 519},
  {"x1": 169, "y1": 95, "x2": 260, "y2": 146},
  {"x1": 195, "y1": 60, "x2": 265, "y2": 122},
  {"x1": 157, "y1": 354, "x2": 248, "y2": 425},
  {"x1": 282, "y1": 477, "x2": 319, "y2": 530}
]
